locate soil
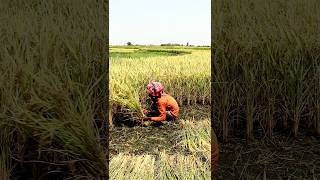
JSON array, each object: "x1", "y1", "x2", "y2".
[
  {"x1": 214, "y1": 134, "x2": 320, "y2": 179},
  {"x1": 109, "y1": 124, "x2": 188, "y2": 156}
]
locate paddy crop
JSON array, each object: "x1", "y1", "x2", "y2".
[
  {"x1": 0, "y1": 1, "x2": 107, "y2": 178},
  {"x1": 212, "y1": 0, "x2": 320, "y2": 141},
  {"x1": 109, "y1": 46, "x2": 212, "y2": 179},
  {"x1": 109, "y1": 46, "x2": 211, "y2": 120}
]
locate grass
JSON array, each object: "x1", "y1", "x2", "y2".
[{"x1": 110, "y1": 47, "x2": 191, "y2": 58}]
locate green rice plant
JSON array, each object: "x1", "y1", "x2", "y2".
[
  {"x1": 159, "y1": 151, "x2": 210, "y2": 180},
  {"x1": 109, "y1": 153, "x2": 155, "y2": 180}
]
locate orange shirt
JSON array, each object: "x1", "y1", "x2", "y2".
[{"x1": 151, "y1": 93, "x2": 179, "y2": 122}]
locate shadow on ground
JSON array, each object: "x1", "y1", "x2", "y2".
[{"x1": 214, "y1": 134, "x2": 320, "y2": 179}]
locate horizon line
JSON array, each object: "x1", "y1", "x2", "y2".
[{"x1": 109, "y1": 43, "x2": 211, "y2": 46}]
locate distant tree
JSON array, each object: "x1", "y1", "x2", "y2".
[
  {"x1": 127, "y1": 42, "x2": 132, "y2": 46},
  {"x1": 161, "y1": 43, "x2": 183, "y2": 46},
  {"x1": 187, "y1": 42, "x2": 189, "y2": 46}
]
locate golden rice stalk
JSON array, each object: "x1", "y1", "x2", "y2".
[
  {"x1": 109, "y1": 47, "x2": 210, "y2": 115},
  {"x1": 159, "y1": 151, "x2": 210, "y2": 180},
  {"x1": 180, "y1": 119, "x2": 211, "y2": 161},
  {"x1": 109, "y1": 153, "x2": 155, "y2": 180}
]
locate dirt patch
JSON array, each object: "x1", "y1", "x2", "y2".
[
  {"x1": 109, "y1": 124, "x2": 189, "y2": 156},
  {"x1": 179, "y1": 105, "x2": 210, "y2": 120},
  {"x1": 214, "y1": 134, "x2": 320, "y2": 179}
]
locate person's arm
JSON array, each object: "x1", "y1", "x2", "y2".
[{"x1": 150, "y1": 101, "x2": 166, "y2": 122}]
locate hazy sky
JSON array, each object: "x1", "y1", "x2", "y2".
[{"x1": 110, "y1": 0, "x2": 210, "y2": 46}]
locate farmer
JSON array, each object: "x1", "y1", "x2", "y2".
[{"x1": 142, "y1": 81, "x2": 179, "y2": 126}]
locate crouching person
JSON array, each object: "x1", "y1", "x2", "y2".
[{"x1": 142, "y1": 81, "x2": 179, "y2": 126}]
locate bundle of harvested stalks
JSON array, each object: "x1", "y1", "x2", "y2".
[
  {"x1": 159, "y1": 151, "x2": 210, "y2": 179},
  {"x1": 109, "y1": 153, "x2": 155, "y2": 180},
  {"x1": 181, "y1": 119, "x2": 211, "y2": 161}
]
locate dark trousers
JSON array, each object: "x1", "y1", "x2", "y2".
[{"x1": 146, "y1": 110, "x2": 176, "y2": 122}]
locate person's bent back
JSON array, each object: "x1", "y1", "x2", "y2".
[
  {"x1": 149, "y1": 93, "x2": 179, "y2": 122},
  {"x1": 143, "y1": 80, "x2": 179, "y2": 125}
]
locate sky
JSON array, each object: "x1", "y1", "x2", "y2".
[{"x1": 110, "y1": 0, "x2": 210, "y2": 46}]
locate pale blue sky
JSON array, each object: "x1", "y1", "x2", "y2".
[{"x1": 110, "y1": 0, "x2": 210, "y2": 46}]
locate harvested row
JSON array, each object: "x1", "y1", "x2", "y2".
[
  {"x1": 109, "y1": 154, "x2": 155, "y2": 179},
  {"x1": 109, "y1": 152, "x2": 210, "y2": 180},
  {"x1": 109, "y1": 118, "x2": 212, "y2": 179},
  {"x1": 180, "y1": 120, "x2": 211, "y2": 161},
  {"x1": 159, "y1": 152, "x2": 210, "y2": 180}
]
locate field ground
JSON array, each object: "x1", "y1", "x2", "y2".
[
  {"x1": 109, "y1": 106, "x2": 211, "y2": 179},
  {"x1": 216, "y1": 135, "x2": 320, "y2": 179}
]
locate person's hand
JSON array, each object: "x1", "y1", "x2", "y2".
[
  {"x1": 143, "y1": 117, "x2": 151, "y2": 121},
  {"x1": 143, "y1": 109, "x2": 149, "y2": 114}
]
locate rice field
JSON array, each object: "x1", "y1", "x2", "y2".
[
  {"x1": 212, "y1": 0, "x2": 320, "y2": 178},
  {"x1": 212, "y1": 0, "x2": 320, "y2": 141},
  {"x1": 109, "y1": 46, "x2": 211, "y2": 119},
  {"x1": 0, "y1": 1, "x2": 108, "y2": 179},
  {"x1": 109, "y1": 46, "x2": 214, "y2": 179}
]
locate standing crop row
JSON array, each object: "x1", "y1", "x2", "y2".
[{"x1": 212, "y1": 0, "x2": 320, "y2": 141}]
